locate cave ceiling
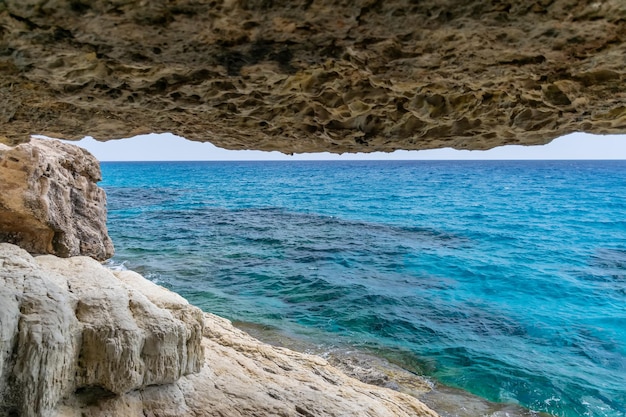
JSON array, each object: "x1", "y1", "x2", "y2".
[{"x1": 0, "y1": 0, "x2": 625, "y2": 153}]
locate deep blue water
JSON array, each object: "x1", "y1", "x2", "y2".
[{"x1": 101, "y1": 160, "x2": 626, "y2": 417}]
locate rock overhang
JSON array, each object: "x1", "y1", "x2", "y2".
[{"x1": 0, "y1": 0, "x2": 625, "y2": 153}]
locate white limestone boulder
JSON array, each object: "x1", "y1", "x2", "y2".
[{"x1": 0, "y1": 243, "x2": 204, "y2": 416}]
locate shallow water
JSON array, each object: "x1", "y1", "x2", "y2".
[{"x1": 102, "y1": 160, "x2": 626, "y2": 417}]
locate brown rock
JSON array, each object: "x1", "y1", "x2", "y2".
[
  {"x1": 0, "y1": 138, "x2": 113, "y2": 261},
  {"x1": 0, "y1": 0, "x2": 625, "y2": 153}
]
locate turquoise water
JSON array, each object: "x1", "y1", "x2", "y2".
[{"x1": 101, "y1": 160, "x2": 626, "y2": 417}]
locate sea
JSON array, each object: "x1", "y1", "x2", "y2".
[{"x1": 100, "y1": 160, "x2": 626, "y2": 417}]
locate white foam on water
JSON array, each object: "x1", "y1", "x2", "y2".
[{"x1": 104, "y1": 259, "x2": 128, "y2": 271}]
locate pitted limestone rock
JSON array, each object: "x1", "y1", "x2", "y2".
[{"x1": 0, "y1": 0, "x2": 625, "y2": 153}]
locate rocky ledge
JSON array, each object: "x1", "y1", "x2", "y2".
[
  {"x1": 0, "y1": 243, "x2": 438, "y2": 417},
  {"x1": 1, "y1": 0, "x2": 625, "y2": 153}
]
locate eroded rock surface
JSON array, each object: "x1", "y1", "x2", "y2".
[
  {"x1": 0, "y1": 243, "x2": 204, "y2": 417},
  {"x1": 0, "y1": 243, "x2": 438, "y2": 417},
  {"x1": 0, "y1": 138, "x2": 113, "y2": 260},
  {"x1": 180, "y1": 314, "x2": 438, "y2": 417},
  {"x1": 1, "y1": 0, "x2": 625, "y2": 153}
]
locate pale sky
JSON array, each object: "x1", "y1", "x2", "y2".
[{"x1": 44, "y1": 132, "x2": 626, "y2": 161}]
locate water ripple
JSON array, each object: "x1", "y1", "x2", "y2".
[{"x1": 102, "y1": 160, "x2": 626, "y2": 417}]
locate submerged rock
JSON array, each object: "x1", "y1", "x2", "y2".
[
  {"x1": 1, "y1": 0, "x2": 625, "y2": 152},
  {"x1": 0, "y1": 243, "x2": 438, "y2": 417},
  {"x1": 0, "y1": 138, "x2": 113, "y2": 261}
]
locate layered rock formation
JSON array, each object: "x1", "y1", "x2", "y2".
[
  {"x1": 0, "y1": 243, "x2": 204, "y2": 416},
  {"x1": 0, "y1": 243, "x2": 438, "y2": 417},
  {"x1": 0, "y1": 138, "x2": 113, "y2": 260},
  {"x1": 1, "y1": 0, "x2": 625, "y2": 153}
]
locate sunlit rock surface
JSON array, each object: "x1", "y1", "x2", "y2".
[
  {"x1": 0, "y1": 138, "x2": 113, "y2": 260},
  {"x1": 0, "y1": 243, "x2": 438, "y2": 417},
  {"x1": 1, "y1": 0, "x2": 625, "y2": 153}
]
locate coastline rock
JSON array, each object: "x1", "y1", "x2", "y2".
[
  {"x1": 37, "y1": 257, "x2": 205, "y2": 393},
  {"x1": 0, "y1": 244, "x2": 78, "y2": 417},
  {"x1": 179, "y1": 313, "x2": 438, "y2": 417},
  {"x1": 0, "y1": 243, "x2": 438, "y2": 417},
  {"x1": 0, "y1": 243, "x2": 204, "y2": 417},
  {"x1": 0, "y1": 138, "x2": 113, "y2": 261},
  {"x1": 1, "y1": 0, "x2": 625, "y2": 153}
]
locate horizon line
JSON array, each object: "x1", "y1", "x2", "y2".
[{"x1": 98, "y1": 158, "x2": 626, "y2": 162}]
